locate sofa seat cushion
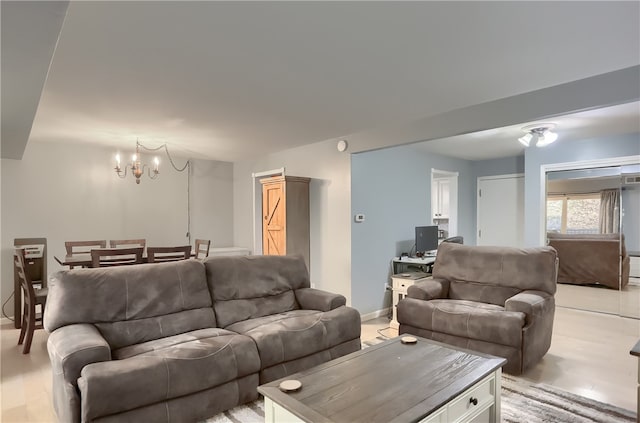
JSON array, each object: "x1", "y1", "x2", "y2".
[
  {"x1": 402, "y1": 299, "x2": 526, "y2": 348},
  {"x1": 225, "y1": 307, "x2": 361, "y2": 369},
  {"x1": 78, "y1": 330, "x2": 260, "y2": 421},
  {"x1": 113, "y1": 327, "x2": 238, "y2": 360}
]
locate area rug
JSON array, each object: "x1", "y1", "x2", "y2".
[
  {"x1": 501, "y1": 374, "x2": 635, "y2": 423},
  {"x1": 204, "y1": 340, "x2": 636, "y2": 423}
]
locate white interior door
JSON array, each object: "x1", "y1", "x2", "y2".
[{"x1": 477, "y1": 175, "x2": 524, "y2": 247}]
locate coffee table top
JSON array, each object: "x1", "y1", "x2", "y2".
[{"x1": 258, "y1": 336, "x2": 506, "y2": 423}]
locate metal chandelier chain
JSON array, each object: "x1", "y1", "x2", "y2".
[
  {"x1": 135, "y1": 140, "x2": 192, "y2": 243},
  {"x1": 137, "y1": 141, "x2": 190, "y2": 172}
]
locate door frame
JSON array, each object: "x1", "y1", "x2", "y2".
[
  {"x1": 539, "y1": 155, "x2": 640, "y2": 246},
  {"x1": 476, "y1": 173, "x2": 524, "y2": 246}
]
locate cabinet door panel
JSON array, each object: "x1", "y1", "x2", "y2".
[{"x1": 263, "y1": 182, "x2": 286, "y2": 256}]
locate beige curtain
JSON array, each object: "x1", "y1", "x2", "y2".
[{"x1": 599, "y1": 189, "x2": 620, "y2": 234}]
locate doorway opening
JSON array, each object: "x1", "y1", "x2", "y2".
[{"x1": 430, "y1": 169, "x2": 458, "y2": 240}]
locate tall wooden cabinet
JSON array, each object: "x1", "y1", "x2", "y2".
[{"x1": 260, "y1": 176, "x2": 311, "y2": 268}]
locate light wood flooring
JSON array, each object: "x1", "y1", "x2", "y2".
[
  {"x1": 1, "y1": 306, "x2": 638, "y2": 422},
  {"x1": 364, "y1": 306, "x2": 640, "y2": 413},
  {"x1": 556, "y1": 280, "x2": 640, "y2": 319}
]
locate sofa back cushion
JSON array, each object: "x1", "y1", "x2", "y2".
[
  {"x1": 433, "y1": 243, "x2": 558, "y2": 304},
  {"x1": 44, "y1": 260, "x2": 216, "y2": 349},
  {"x1": 547, "y1": 234, "x2": 624, "y2": 286},
  {"x1": 204, "y1": 255, "x2": 310, "y2": 328},
  {"x1": 547, "y1": 232, "x2": 627, "y2": 256}
]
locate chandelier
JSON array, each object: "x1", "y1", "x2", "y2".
[
  {"x1": 518, "y1": 123, "x2": 558, "y2": 148},
  {"x1": 114, "y1": 139, "x2": 189, "y2": 184}
]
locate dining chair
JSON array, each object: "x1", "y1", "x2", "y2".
[
  {"x1": 147, "y1": 246, "x2": 192, "y2": 263},
  {"x1": 109, "y1": 239, "x2": 146, "y2": 249},
  {"x1": 13, "y1": 238, "x2": 47, "y2": 330},
  {"x1": 194, "y1": 239, "x2": 211, "y2": 259},
  {"x1": 15, "y1": 248, "x2": 47, "y2": 354},
  {"x1": 65, "y1": 240, "x2": 107, "y2": 269},
  {"x1": 91, "y1": 247, "x2": 144, "y2": 268}
]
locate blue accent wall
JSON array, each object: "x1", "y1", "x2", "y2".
[
  {"x1": 351, "y1": 151, "x2": 529, "y2": 314},
  {"x1": 350, "y1": 133, "x2": 640, "y2": 314},
  {"x1": 471, "y1": 156, "x2": 525, "y2": 178},
  {"x1": 622, "y1": 186, "x2": 640, "y2": 252},
  {"x1": 350, "y1": 145, "x2": 473, "y2": 314}
]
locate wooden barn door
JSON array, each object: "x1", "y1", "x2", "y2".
[{"x1": 262, "y1": 179, "x2": 286, "y2": 256}]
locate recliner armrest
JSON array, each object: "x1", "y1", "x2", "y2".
[
  {"x1": 406, "y1": 278, "x2": 449, "y2": 301},
  {"x1": 295, "y1": 288, "x2": 346, "y2": 311},
  {"x1": 47, "y1": 323, "x2": 111, "y2": 387},
  {"x1": 505, "y1": 290, "x2": 553, "y2": 325}
]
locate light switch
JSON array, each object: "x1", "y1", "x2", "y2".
[{"x1": 354, "y1": 214, "x2": 365, "y2": 223}]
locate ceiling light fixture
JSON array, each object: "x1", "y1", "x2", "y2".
[
  {"x1": 114, "y1": 139, "x2": 189, "y2": 184},
  {"x1": 518, "y1": 123, "x2": 558, "y2": 148}
]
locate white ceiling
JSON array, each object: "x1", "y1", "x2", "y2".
[
  {"x1": 4, "y1": 1, "x2": 640, "y2": 161},
  {"x1": 411, "y1": 101, "x2": 640, "y2": 161}
]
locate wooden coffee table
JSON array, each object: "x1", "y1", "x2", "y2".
[{"x1": 258, "y1": 336, "x2": 506, "y2": 423}]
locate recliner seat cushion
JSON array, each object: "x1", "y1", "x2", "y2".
[
  {"x1": 226, "y1": 308, "x2": 361, "y2": 369},
  {"x1": 400, "y1": 299, "x2": 525, "y2": 347},
  {"x1": 78, "y1": 330, "x2": 260, "y2": 421},
  {"x1": 113, "y1": 327, "x2": 238, "y2": 360}
]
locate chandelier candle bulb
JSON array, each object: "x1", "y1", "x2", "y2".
[{"x1": 114, "y1": 139, "x2": 185, "y2": 184}]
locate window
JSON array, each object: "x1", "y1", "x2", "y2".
[{"x1": 546, "y1": 194, "x2": 601, "y2": 234}]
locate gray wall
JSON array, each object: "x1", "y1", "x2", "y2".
[
  {"x1": 190, "y1": 158, "x2": 235, "y2": 247},
  {"x1": 233, "y1": 138, "x2": 352, "y2": 304},
  {"x1": 1, "y1": 141, "x2": 234, "y2": 317},
  {"x1": 523, "y1": 133, "x2": 640, "y2": 246},
  {"x1": 350, "y1": 145, "x2": 473, "y2": 314}
]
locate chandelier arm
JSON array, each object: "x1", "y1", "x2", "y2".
[
  {"x1": 115, "y1": 166, "x2": 128, "y2": 178},
  {"x1": 138, "y1": 142, "x2": 190, "y2": 172},
  {"x1": 147, "y1": 167, "x2": 160, "y2": 180}
]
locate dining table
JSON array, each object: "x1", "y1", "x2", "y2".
[{"x1": 54, "y1": 252, "x2": 195, "y2": 268}]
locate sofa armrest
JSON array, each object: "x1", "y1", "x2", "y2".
[
  {"x1": 47, "y1": 323, "x2": 111, "y2": 387},
  {"x1": 406, "y1": 278, "x2": 449, "y2": 301},
  {"x1": 295, "y1": 288, "x2": 346, "y2": 311},
  {"x1": 505, "y1": 290, "x2": 553, "y2": 324}
]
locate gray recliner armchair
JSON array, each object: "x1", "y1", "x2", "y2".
[{"x1": 397, "y1": 243, "x2": 558, "y2": 374}]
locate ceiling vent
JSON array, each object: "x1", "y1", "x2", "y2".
[{"x1": 623, "y1": 174, "x2": 640, "y2": 185}]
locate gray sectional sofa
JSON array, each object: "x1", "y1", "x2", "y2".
[{"x1": 44, "y1": 255, "x2": 361, "y2": 422}]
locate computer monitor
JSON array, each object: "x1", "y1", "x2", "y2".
[{"x1": 415, "y1": 226, "x2": 439, "y2": 254}]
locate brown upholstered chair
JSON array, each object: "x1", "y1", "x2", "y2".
[
  {"x1": 91, "y1": 247, "x2": 144, "y2": 267},
  {"x1": 147, "y1": 246, "x2": 192, "y2": 263},
  {"x1": 65, "y1": 240, "x2": 107, "y2": 269},
  {"x1": 398, "y1": 242, "x2": 558, "y2": 375},
  {"x1": 195, "y1": 239, "x2": 211, "y2": 259},
  {"x1": 15, "y1": 248, "x2": 47, "y2": 354}
]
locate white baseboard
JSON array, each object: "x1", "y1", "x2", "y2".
[{"x1": 360, "y1": 308, "x2": 391, "y2": 322}]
